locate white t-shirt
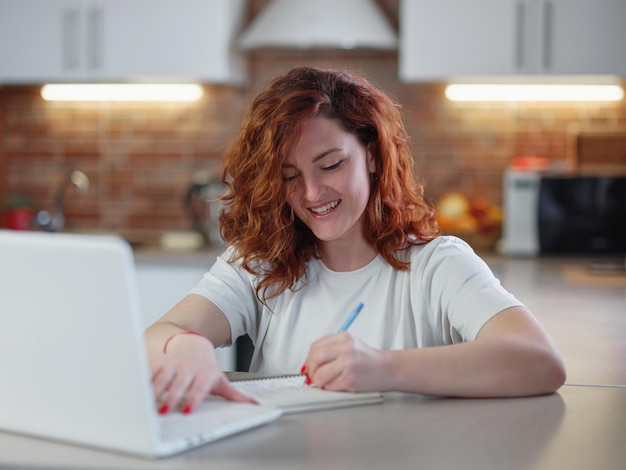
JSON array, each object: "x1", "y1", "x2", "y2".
[{"x1": 190, "y1": 236, "x2": 523, "y2": 375}]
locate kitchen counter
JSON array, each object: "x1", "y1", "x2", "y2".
[
  {"x1": 61, "y1": 227, "x2": 225, "y2": 266},
  {"x1": 132, "y1": 245, "x2": 223, "y2": 267}
]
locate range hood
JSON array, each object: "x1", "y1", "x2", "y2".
[{"x1": 237, "y1": 0, "x2": 397, "y2": 50}]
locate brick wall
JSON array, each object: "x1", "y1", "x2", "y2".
[{"x1": 1, "y1": 47, "x2": 625, "y2": 245}]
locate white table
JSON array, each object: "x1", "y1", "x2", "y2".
[{"x1": 0, "y1": 385, "x2": 624, "y2": 470}]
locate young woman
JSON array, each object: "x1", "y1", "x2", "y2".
[{"x1": 145, "y1": 67, "x2": 566, "y2": 415}]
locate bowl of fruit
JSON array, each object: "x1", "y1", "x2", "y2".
[{"x1": 435, "y1": 192, "x2": 502, "y2": 252}]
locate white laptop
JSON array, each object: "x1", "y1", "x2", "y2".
[{"x1": 0, "y1": 230, "x2": 281, "y2": 458}]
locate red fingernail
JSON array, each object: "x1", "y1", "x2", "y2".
[
  {"x1": 182, "y1": 404, "x2": 192, "y2": 414},
  {"x1": 305, "y1": 374, "x2": 311, "y2": 385},
  {"x1": 300, "y1": 364, "x2": 307, "y2": 374},
  {"x1": 158, "y1": 404, "x2": 169, "y2": 415}
]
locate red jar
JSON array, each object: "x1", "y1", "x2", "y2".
[{"x1": 3, "y1": 207, "x2": 34, "y2": 230}]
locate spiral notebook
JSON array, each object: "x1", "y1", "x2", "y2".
[{"x1": 229, "y1": 374, "x2": 384, "y2": 414}]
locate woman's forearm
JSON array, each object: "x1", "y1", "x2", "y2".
[
  {"x1": 144, "y1": 321, "x2": 190, "y2": 362},
  {"x1": 386, "y1": 333, "x2": 566, "y2": 398}
]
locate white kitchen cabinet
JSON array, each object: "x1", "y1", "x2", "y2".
[
  {"x1": 0, "y1": 1, "x2": 72, "y2": 82},
  {"x1": 544, "y1": 0, "x2": 626, "y2": 75},
  {"x1": 101, "y1": 0, "x2": 246, "y2": 83},
  {"x1": 0, "y1": 0, "x2": 246, "y2": 83},
  {"x1": 399, "y1": 0, "x2": 626, "y2": 81}
]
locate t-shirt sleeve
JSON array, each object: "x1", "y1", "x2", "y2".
[
  {"x1": 188, "y1": 247, "x2": 260, "y2": 344},
  {"x1": 415, "y1": 237, "x2": 524, "y2": 343}
]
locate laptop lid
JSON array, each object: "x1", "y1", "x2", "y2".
[{"x1": 0, "y1": 230, "x2": 280, "y2": 457}]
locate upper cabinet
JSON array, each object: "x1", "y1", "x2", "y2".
[
  {"x1": 399, "y1": 0, "x2": 626, "y2": 81},
  {"x1": 0, "y1": 0, "x2": 247, "y2": 84}
]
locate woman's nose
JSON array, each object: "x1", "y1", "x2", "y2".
[{"x1": 302, "y1": 174, "x2": 323, "y2": 201}]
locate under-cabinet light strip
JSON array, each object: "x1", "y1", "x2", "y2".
[
  {"x1": 445, "y1": 84, "x2": 624, "y2": 102},
  {"x1": 41, "y1": 84, "x2": 204, "y2": 102}
]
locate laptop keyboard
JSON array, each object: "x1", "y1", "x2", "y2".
[
  {"x1": 158, "y1": 399, "x2": 265, "y2": 443},
  {"x1": 160, "y1": 413, "x2": 219, "y2": 442}
]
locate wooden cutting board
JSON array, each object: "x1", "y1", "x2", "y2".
[{"x1": 575, "y1": 130, "x2": 626, "y2": 173}]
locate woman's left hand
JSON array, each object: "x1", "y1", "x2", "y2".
[{"x1": 302, "y1": 332, "x2": 392, "y2": 392}]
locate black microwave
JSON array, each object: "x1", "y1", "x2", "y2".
[{"x1": 504, "y1": 171, "x2": 626, "y2": 256}]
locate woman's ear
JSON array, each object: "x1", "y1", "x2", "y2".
[{"x1": 366, "y1": 147, "x2": 377, "y2": 174}]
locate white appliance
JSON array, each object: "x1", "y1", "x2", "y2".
[{"x1": 503, "y1": 170, "x2": 541, "y2": 256}]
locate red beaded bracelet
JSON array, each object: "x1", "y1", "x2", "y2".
[{"x1": 162, "y1": 331, "x2": 204, "y2": 354}]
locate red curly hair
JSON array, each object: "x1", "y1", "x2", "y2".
[{"x1": 219, "y1": 67, "x2": 438, "y2": 302}]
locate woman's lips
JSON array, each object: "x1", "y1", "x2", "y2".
[{"x1": 309, "y1": 199, "x2": 341, "y2": 216}]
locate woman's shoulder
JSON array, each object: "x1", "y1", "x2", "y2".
[
  {"x1": 213, "y1": 245, "x2": 265, "y2": 283},
  {"x1": 408, "y1": 235, "x2": 474, "y2": 258},
  {"x1": 405, "y1": 235, "x2": 486, "y2": 274},
  {"x1": 217, "y1": 245, "x2": 268, "y2": 271}
]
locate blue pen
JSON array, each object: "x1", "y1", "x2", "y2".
[
  {"x1": 339, "y1": 302, "x2": 364, "y2": 332},
  {"x1": 302, "y1": 302, "x2": 365, "y2": 386}
]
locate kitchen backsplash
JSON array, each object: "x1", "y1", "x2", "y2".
[{"x1": 1, "y1": 51, "x2": 625, "y2": 246}]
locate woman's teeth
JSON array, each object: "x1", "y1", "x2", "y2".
[{"x1": 310, "y1": 200, "x2": 340, "y2": 215}]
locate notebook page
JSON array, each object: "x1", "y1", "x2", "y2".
[
  {"x1": 233, "y1": 375, "x2": 306, "y2": 400},
  {"x1": 231, "y1": 375, "x2": 383, "y2": 413}
]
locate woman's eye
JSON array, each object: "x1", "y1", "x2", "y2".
[
  {"x1": 282, "y1": 173, "x2": 299, "y2": 183},
  {"x1": 322, "y1": 160, "x2": 343, "y2": 171}
]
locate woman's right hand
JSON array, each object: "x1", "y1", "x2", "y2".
[{"x1": 150, "y1": 331, "x2": 256, "y2": 414}]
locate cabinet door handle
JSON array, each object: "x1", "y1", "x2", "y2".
[
  {"x1": 543, "y1": 1, "x2": 553, "y2": 69},
  {"x1": 61, "y1": 8, "x2": 80, "y2": 70},
  {"x1": 515, "y1": 1, "x2": 526, "y2": 69},
  {"x1": 87, "y1": 7, "x2": 103, "y2": 70}
]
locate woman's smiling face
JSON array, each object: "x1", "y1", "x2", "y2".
[{"x1": 282, "y1": 117, "x2": 376, "y2": 247}]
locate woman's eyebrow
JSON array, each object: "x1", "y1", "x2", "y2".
[
  {"x1": 312, "y1": 148, "x2": 342, "y2": 163},
  {"x1": 282, "y1": 148, "x2": 342, "y2": 169}
]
